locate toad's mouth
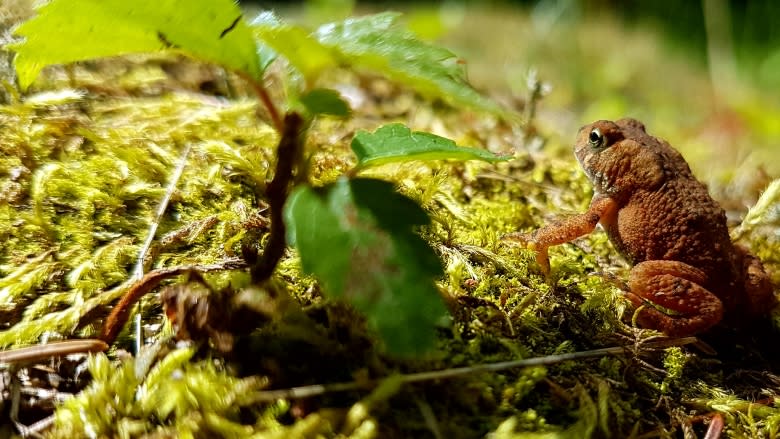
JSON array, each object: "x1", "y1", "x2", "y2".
[{"x1": 575, "y1": 149, "x2": 607, "y2": 193}]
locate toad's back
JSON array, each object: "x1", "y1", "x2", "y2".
[{"x1": 605, "y1": 164, "x2": 738, "y2": 293}]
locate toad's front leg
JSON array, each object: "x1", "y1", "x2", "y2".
[
  {"x1": 504, "y1": 195, "x2": 618, "y2": 274},
  {"x1": 626, "y1": 260, "x2": 724, "y2": 336}
]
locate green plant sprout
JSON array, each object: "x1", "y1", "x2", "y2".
[{"x1": 11, "y1": 0, "x2": 509, "y2": 355}]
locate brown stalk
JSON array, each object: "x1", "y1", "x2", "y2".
[
  {"x1": 0, "y1": 339, "x2": 108, "y2": 365},
  {"x1": 99, "y1": 259, "x2": 246, "y2": 345},
  {"x1": 237, "y1": 71, "x2": 283, "y2": 132},
  {"x1": 249, "y1": 112, "x2": 304, "y2": 282}
]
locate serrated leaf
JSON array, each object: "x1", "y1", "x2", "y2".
[
  {"x1": 314, "y1": 12, "x2": 505, "y2": 115},
  {"x1": 284, "y1": 177, "x2": 446, "y2": 355},
  {"x1": 351, "y1": 123, "x2": 510, "y2": 169},
  {"x1": 12, "y1": 0, "x2": 261, "y2": 89},
  {"x1": 300, "y1": 88, "x2": 351, "y2": 117},
  {"x1": 251, "y1": 11, "x2": 336, "y2": 82}
]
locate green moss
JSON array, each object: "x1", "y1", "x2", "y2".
[
  {"x1": 659, "y1": 347, "x2": 687, "y2": 394},
  {"x1": 50, "y1": 345, "x2": 269, "y2": 438},
  {"x1": 0, "y1": 88, "x2": 283, "y2": 347}
]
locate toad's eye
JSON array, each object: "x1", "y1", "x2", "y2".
[{"x1": 588, "y1": 128, "x2": 605, "y2": 148}]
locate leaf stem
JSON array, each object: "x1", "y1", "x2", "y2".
[{"x1": 239, "y1": 71, "x2": 283, "y2": 132}]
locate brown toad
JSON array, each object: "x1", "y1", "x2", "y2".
[{"x1": 507, "y1": 118, "x2": 776, "y2": 336}]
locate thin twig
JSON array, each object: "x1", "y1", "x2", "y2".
[
  {"x1": 131, "y1": 141, "x2": 192, "y2": 353},
  {"x1": 415, "y1": 397, "x2": 443, "y2": 439},
  {"x1": 0, "y1": 339, "x2": 108, "y2": 365},
  {"x1": 15, "y1": 414, "x2": 53, "y2": 439},
  {"x1": 248, "y1": 337, "x2": 699, "y2": 402},
  {"x1": 249, "y1": 112, "x2": 304, "y2": 282},
  {"x1": 133, "y1": 142, "x2": 193, "y2": 279},
  {"x1": 133, "y1": 105, "x2": 221, "y2": 279},
  {"x1": 99, "y1": 258, "x2": 247, "y2": 345},
  {"x1": 3, "y1": 339, "x2": 107, "y2": 438}
]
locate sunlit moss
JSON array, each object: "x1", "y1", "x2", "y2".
[
  {"x1": 50, "y1": 346, "x2": 269, "y2": 438},
  {"x1": 0, "y1": 89, "x2": 280, "y2": 347}
]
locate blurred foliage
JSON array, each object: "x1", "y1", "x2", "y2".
[
  {"x1": 357, "y1": 0, "x2": 780, "y2": 82},
  {"x1": 406, "y1": 0, "x2": 780, "y2": 192}
]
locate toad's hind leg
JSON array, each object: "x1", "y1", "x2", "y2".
[{"x1": 625, "y1": 260, "x2": 724, "y2": 336}]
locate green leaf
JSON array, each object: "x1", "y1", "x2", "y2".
[
  {"x1": 12, "y1": 0, "x2": 261, "y2": 89},
  {"x1": 251, "y1": 11, "x2": 336, "y2": 82},
  {"x1": 351, "y1": 123, "x2": 510, "y2": 169},
  {"x1": 284, "y1": 177, "x2": 447, "y2": 355},
  {"x1": 256, "y1": 43, "x2": 278, "y2": 74},
  {"x1": 299, "y1": 88, "x2": 351, "y2": 117},
  {"x1": 248, "y1": 11, "x2": 504, "y2": 114},
  {"x1": 304, "y1": 0, "x2": 356, "y2": 25},
  {"x1": 314, "y1": 12, "x2": 505, "y2": 114}
]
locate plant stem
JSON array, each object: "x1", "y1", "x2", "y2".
[
  {"x1": 249, "y1": 112, "x2": 304, "y2": 282},
  {"x1": 239, "y1": 71, "x2": 283, "y2": 132}
]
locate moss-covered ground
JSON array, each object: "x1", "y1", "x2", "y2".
[{"x1": 1, "y1": 4, "x2": 779, "y2": 438}]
